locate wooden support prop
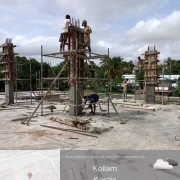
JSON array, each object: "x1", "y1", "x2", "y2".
[
  {"x1": 120, "y1": 105, "x2": 155, "y2": 111},
  {"x1": 49, "y1": 116, "x2": 91, "y2": 130},
  {"x1": 40, "y1": 125, "x2": 98, "y2": 138},
  {"x1": 11, "y1": 116, "x2": 38, "y2": 121},
  {"x1": 26, "y1": 59, "x2": 70, "y2": 125}
]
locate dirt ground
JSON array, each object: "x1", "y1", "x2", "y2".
[{"x1": 0, "y1": 92, "x2": 180, "y2": 150}]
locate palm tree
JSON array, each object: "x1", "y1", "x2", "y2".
[
  {"x1": 100, "y1": 56, "x2": 124, "y2": 92},
  {"x1": 100, "y1": 56, "x2": 124, "y2": 79}
]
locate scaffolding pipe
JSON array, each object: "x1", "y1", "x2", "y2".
[
  {"x1": 162, "y1": 59, "x2": 165, "y2": 105},
  {"x1": 39, "y1": 71, "x2": 40, "y2": 94},
  {"x1": 26, "y1": 59, "x2": 70, "y2": 125},
  {"x1": 15, "y1": 59, "x2": 18, "y2": 103},
  {"x1": 41, "y1": 46, "x2": 43, "y2": 115},
  {"x1": 75, "y1": 38, "x2": 78, "y2": 118},
  {"x1": 30, "y1": 58, "x2": 32, "y2": 105},
  {"x1": 107, "y1": 47, "x2": 110, "y2": 115},
  {"x1": 36, "y1": 71, "x2": 37, "y2": 94},
  {"x1": 168, "y1": 60, "x2": 171, "y2": 102}
]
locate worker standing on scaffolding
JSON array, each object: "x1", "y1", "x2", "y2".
[
  {"x1": 82, "y1": 20, "x2": 92, "y2": 56},
  {"x1": 59, "y1": 14, "x2": 71, "y2": 52},
  {"x1": 83, "y1": 94, "x2": 99, "y2": 114}
]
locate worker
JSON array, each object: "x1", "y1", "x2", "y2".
[
  {"x1": 59, "y1": 14, "x2": 71, "y2": 52},
  {"x1": 123, "y1": 79, "x2": 128, "y2": 102},
  {"x1": 123, "y1": 78, "x2": 129, "y2": 83},
  {"x1": 83, "y1": 94, "x2": 99, "y2": 114},
  {"x1": 82, "y1": 20, "x2": 92, "y2": 55}
]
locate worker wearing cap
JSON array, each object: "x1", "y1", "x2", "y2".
[
  {"x1": 59, "y1": 14, "x2": 71, "y2": 52},
  {"x1": 82, "y1": 20, "x2": 92, "y2": 54}
]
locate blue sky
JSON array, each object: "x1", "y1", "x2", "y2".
[{"x1": 1, "y1": 0, "x2": 180, "y2": 66}]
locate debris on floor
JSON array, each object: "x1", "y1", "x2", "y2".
[
  {"x1": 49, "y1": 116, "x2": 92, "y2": 130},
  {"x1": 175, "y1": 136, "x2": 180, "y2": 141},
  {"x1": 45, "y1": 105, "x2": 57, "y2": 112},
  {"x1": 49, "y1": 116, "x2": 113, "y2": 134},
  {"x1": 85, "y1": 123, "x2": 113, "y2": 134}
]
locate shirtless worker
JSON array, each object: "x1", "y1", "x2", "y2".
[
  {"x1": 123, "y1": 79, "x2": 128, "y2": 102},
  {"x1": 82, "y1": 20, "x2": 92, "y2": 55}
]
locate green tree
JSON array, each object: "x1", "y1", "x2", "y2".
[
  {"x1": 136, "y1": 68, "x2": 144, "y2": 89},
  {"x1": 16, "y1": 56, "x2": 41, "y2": 91},
  {"x1": 172, "y1": 77, "x2": 180, "y2": 97},
  {"x1": 51, "y1": 59, "x2": 68, "y2": 90}
]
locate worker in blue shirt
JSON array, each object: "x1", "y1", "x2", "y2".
[{"x1": 83, "y1": 94, "x2": 99, "y2": 114}]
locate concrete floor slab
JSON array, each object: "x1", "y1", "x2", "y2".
[{"x1": 0, "y1": 93, "x2": 180, "y2": 150}]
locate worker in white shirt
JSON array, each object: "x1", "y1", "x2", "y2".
[{"x1": 59, "y1": 14, "x2": 71, "y2": 52}]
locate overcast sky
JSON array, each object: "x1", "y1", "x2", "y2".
[{"x1": 0, "y1": 0, "x2": 180, "y2": 66}]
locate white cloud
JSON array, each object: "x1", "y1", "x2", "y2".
[
  {"x1": 1, "y1": 1, "x2": 180, "y2": 66},
  {"x1": 153, "y1": 159, "x2": 173, "y2": 170},
  {"x1": 124, "y1": 11, "x2": 180, "y2": 43}
]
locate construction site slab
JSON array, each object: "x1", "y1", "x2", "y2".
[{"x1": 0, "y1": 93, "x2": 180, "y2": 150}]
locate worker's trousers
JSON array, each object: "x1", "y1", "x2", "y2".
[{"x1": 123, "y1": 90, "x2": 127, "y2": 101}]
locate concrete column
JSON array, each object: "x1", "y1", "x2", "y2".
[
  {"x1": 145, "y1": 85, "x2": 155, "y2": 103},
  {"x1": 69, "y1": 86, "x2": 83, "y2": 116},
  {"x1": 5, "y1": 83, "x2": 14, "y2": 105}
]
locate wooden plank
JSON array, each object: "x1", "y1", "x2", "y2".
[
  {"x1": 0, "y1": 79, "x2": 10, "y2": 81},
  {"x1": 0, "y1": 70, "x2": 9, "y2": 73},
  {"x1": 0, "y1": 53, "x2": 8, "y2": 56},
  {"x1": 11, "y1": 116, "x2": 38, "y2": 121},
  {"x1": 120, "y1": 104, "x2": 155, "y2": 111},
  {"x1": 142, "y1": 52, "x2": 160, "y2": 55},
  {"x1": 88, "y1": 55, "x2": 107, "y2": 59},
  {"x1": 43, "y1": 55, "x2": 65, "y2": 59},
  {"x1": 42, "y1": 50, "x2": 76, "y2": 56},
  {"x1": 0, "y1": 61, "x2": 9, "y2": 64},
  {"x1": 0, "y1": 44, "x2": 17, "y2": 48},
  {"x1": 40, "y1": 125, "x2": 98, "y2": 138}
]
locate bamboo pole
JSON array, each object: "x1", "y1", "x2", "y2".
[
  {"x1": 162, "y1": 59, "x2": 165, "y2": 105},
  {"x1": 107, "y1": 48, "x2": 110, "y2": 115},
  {"x1": 25, "y1": 59, "x2": 70, "y2": 125},
  {"x1": 41, "y1": 46, "x2": 43, "y2": 115},
  {"x1": 40, "y1": 125, "x2": 98, "y2": 138},
  {"x1": 36, "y1": 71, "x2": 37, "y2": 94},
  {"x1": 75, "y1": 38, "x2": 78, "y2": 119},
  {"x1": 15, "y1": 59, "x2": 17, "y2": 103},
  {"x1": 30, "y1": 58, "x2": 32, "y2": 105}
]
